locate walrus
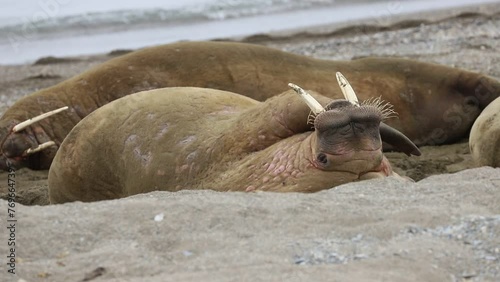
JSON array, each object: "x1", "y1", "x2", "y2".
[
  {"x1": 48, "y1": 84, "x2": 419, "y2": 204},
  {"x1": 469, "y1": 97, "x2": 500, "y2": 168},
  {"x1": 1, "y1": 41, "x2": 499, "y2": 170}
]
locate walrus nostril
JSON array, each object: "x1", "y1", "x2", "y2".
[{"x1": 317, "y1": 153, "x2": 328, "y2": 164}]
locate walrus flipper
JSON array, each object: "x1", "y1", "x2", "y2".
[{"x1": 380, "y1": 122, "x2": 421, "y2": 156}]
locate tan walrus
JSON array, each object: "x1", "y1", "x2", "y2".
[
  {"x1": 48, "y1": 84, "x2": 419, "y2": 203},
  {"x1": 1, "y1": 41, "x2": 499, "y2": 170},
  {"x1": 469, "y1": 97, "x2": 500, "y2": 168}
]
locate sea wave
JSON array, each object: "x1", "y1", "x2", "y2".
[{"x1": 0, "y1": 0, "x2": 355, "y2": 40}]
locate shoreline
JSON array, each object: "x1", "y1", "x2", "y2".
[
  {"x1": 1, "y1": 1, "x2": 499, "y2": 65},
  {"x1": 235, "y1": 1, "x2": 500, "y2": 43}
]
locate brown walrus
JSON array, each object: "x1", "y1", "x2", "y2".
[
  {"x1": 469, "y1": 97, "x2": 500, "y2": 168},
  {"x1": 1, "y1": 41, "x2": 499, "y2": 170},
  {"x1": 48, "y1": 86, "x2": 419, "y2": 203}
]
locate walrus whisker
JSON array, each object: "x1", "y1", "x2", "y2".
[
  {"x1": 362, "y1": 96, "x2": 398, "y2": 120},
  {"x1": 336, "y1": 72, "x2": 360, "y2": 107},
  {"x1": 288, "y1": 83, "x2": 325, "y2": 115},
  {"x1": 24, "y1": 141, "x2": 56, "y2": 156},
  {"x1": 12, "y1": 106, "x2": 69, "y2": 133},
  {"x1": 307, "y1": 112, "x2": 317, "y2": 126}
]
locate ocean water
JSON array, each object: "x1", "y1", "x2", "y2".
[{"x1": 0, "y1": 0, "x2": 498, "y2": 65}]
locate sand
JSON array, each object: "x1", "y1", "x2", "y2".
[
  {"x1": 0, "y1": 168, "x2": 499, "y2": 281},
  {"x1": 0, "y1": 3, "x2": 499, "y2": 281}
]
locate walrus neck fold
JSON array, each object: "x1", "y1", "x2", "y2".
[
  {"x1": 210, "y1": 132, "x2": 330, "y2": 193},
  {"x1": 210, "y1": 90, "x2": 331, "y2": 163}
]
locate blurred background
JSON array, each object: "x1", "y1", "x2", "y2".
[{"x1": 0, "y1": 0, "x2": 497, "y2": 64}]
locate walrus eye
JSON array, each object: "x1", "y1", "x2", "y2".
[{"x1": 317, "y1": 153, "x2": 328, "y2": 164}]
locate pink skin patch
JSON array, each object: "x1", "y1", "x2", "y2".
[
  {"x1": 133, "y1": 148, "x2": 152, "y2": 167},
  {"x1": 154, "y1": 124, "x2": 170, "y2": 140},
  {"x1": 208, "y1": 106, "x2": 239, "y2": 117},
  {"x1": 175, "y1": 151, "x2": 198, "y2": 175},
  {"x1": 273, "y1": 165, "x2": 286, "y2": 175},
  {"x1": 248, "y1": 149, "x2": 304, "y2": 191},
  {"x1": 245, "y1": 185, "x2": 256, "y2": 192},
  {"x1": 176, "y1": 164, "x2": 189, "y2": 174}
]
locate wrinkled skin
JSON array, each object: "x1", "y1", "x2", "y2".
[
  {"x1": 469, "y1": 97, "x2": 500, "y2": 167},
  {"x1": 48, "y1": 87, "x2": 418, "y2": 204},
  {"x1": 2, "y1": 41, "x2": 500, "y2": 170}
]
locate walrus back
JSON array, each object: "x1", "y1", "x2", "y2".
[{"x1": 48, "y1": 87, "x2": 258, "y2": 203}]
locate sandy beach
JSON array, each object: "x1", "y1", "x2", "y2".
[{"x1": 0, "y1": 2, "x2": 499, "y2": 281}]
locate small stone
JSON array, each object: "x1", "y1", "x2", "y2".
[
  {"x1": 38, "y1": 272, "x2": 51, "y2": 278},
  {"x1": 82, "y1": 267, "x2": 106, "y2": 281},
  {"x1": 312, "y1": 250, "x2": 325, "y2": 261},
  {"x1": 407, "y1": 226, "x2": 420, "y2": 234},
  {"x1": 154, "y1": 213, "x2": 164, "y2": 222},
  {"x1": 351, "y1": 234, "x2": 363, "y2": 242},
  {"x1": 294, "y1": 257, "x2": 306, "y2": 265},
  {"x1": 461, "y1": 270, "x2": 477, "y2": 279},
  {"x1": 484, "y1": 255, "x2": 497, "y2": 261},
  {"x1": 393, "y1": 249, "x2": 409, "y2": 256},
  {"x1": 354, "y1": 254, "x2": 368, "y2": 260}
]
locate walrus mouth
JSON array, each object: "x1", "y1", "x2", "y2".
[
  {"x1": 314, "y1": 149, "x2": 385, "y2": 173},
  {"x1": 358, "y1": 156, "x2": 392, "y2": 180}
]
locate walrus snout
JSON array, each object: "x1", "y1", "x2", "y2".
[
  {"x1": 0, "y1": 106, "x2": 68, "y2": 170},
  {"x1": 0, "y1": 120, "x2": 28, "y2": 170},
  {"x1": 311, "y1": 101, "x2": 385, "y2": 174},
  {"x1": 0, "y1": 120, "x2": 58, "y2": 170}
]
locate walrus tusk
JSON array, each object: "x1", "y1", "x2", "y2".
[
  {"x1": 288, "y1": 83, "x2": 325, "y2": 115},
  {"x1": 12, "y1": 106, "x2": 69, "y2": 133},
  {"x1": 336, "y1": 72, "x2": 360, "y2": 107},
  {"x1": 24, "y1": 141, "x2": 57, "y2": 156}
]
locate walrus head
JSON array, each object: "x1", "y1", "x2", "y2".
[
  {"x1": 0, "y1": 106, "x2": 68, "y2": 170},
  {"x1": 311, "y1": 99, "x2": 389, "y2": 178},
  {"x1": 290, "y1": 72, "x2": 420, "y2": 180}
]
